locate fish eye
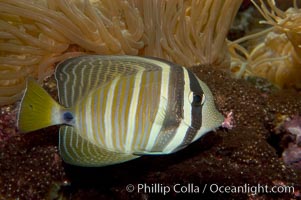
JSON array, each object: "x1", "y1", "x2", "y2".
[
  {"x1": 193, "y1": 94, "x2": 202, "y2": 103},
  {"x1": 189, "y1": 92, "x2": 205, "y2": 107}
]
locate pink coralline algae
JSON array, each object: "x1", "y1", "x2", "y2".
[
  {"x1": 0, "y1": 104, "x2": 18, "y2": 142},
  {"x1": 282, "y1": 116, "x2": 301, "y2": 170}
]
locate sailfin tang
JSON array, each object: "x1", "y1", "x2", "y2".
[
  {"x1": 59, "y1": 126, "x2": 139, "y2": 167},
  {"x1": 18, "y1": 78, "x2": 62, "y2": 133}
]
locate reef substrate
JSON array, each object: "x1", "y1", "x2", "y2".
[{"x1": 0, "y1": 65, "x2": 300, "y2": 200}]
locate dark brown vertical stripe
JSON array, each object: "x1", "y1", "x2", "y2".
[
  {"x1": 176, "y1": 69, "x2": 204, "y2": 151},
  {"x1": 151, "y1": 63, "x2": 184, "y2": 152}
]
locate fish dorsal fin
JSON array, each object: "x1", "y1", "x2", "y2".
[
  {"x1": 55, "y1": 55, "x2": 163, "y2": 107},
  {"x1": 59, "y1": 126, "x2": 139, "y2": 167}
]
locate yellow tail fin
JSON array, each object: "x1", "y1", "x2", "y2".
[{"x1": 18, "y1": 78, "x2": 62, "y2": 133}]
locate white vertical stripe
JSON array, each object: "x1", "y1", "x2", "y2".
[
  {"x1": 79, "y1": 131, "x2": 89, "y2": 159},
  {"x1": 61, "y1": 63, "x2": 72, "y2": 106},
  {"x1": 85, "y1": 95, "x2": 94, "y2": 143},
  {"x1": 79, "y1": 64, "x2": 86, "y2": 97},
  {"x1": 119, "y1": 77, "x2": 131, "y2": 152},
  {"x1": 61, "y1": 127, "x2": 74, "y2": 162},
  {"x1": 83, "y1": 101, "x2": 89, "y2": 138},
  {"x1": 94, "y1": 90, "x2": 104, "y2": 146},
  {"x1": 113, "y1": 81, "x2": 122, "y2": 151},
  {"x1": 104, "y1": 77, "x2": 120, "y2": 149},
  {"x1": 77, "y1": 102, "x2": 86, "y2": 138},
  {"x1": 70, "y1": 63, "x2": 77, "y2": 104},
  {"x1": 145, "y1": 61, "x2": 171, "y2": 151},
  {"x1": 67, "y1": 127, "x2": 81, "y2": 161},
  {"x1": 133, "y1": 72, "x2": 150, "y2": 149},
  {"x1": 125, "y1": 71, "x2": 144, "y2": 152},
  {"x1": 85, "y1": 139, "x2": 94, "y2": 162},
  {"x1": 163, "y1": 68, "x2": 192, "y2": 153}
]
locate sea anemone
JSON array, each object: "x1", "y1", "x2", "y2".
[
  {"x1": 0, "y1": 0, "x2": 242, "y2": 106},
  {"x1": 229, "y1": 0, "x2": 301, "y2": 89}
]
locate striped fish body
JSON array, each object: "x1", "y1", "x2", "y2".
[{"x1": 18, "y1": 55, "x2": 224, "y2": 167}]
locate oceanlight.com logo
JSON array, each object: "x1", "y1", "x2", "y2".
[{"x1": 125, "y1": 183, "x2": 295, "y2": 196}]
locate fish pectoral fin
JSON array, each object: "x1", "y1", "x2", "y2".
[{"x1": 59, "y1": 126, "x2": 139, "y2": 167}]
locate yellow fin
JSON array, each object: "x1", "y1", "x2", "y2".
[{"x1": 18, "y1": 78, "x2": 62, "y2": 133}]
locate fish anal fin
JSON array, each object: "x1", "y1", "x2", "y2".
[
  {"x1": 133, "y1": 151, "x2": 165, "y2": 156},
  {"x1": 59, "y1": 126, "x2": 139, "y2": 167}
]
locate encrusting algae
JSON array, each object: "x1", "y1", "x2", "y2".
[
  {"x1": 229, "y1": 0, "x2": 301, "y2": 89},
  {"x1": 0, "y1": 0, "x2": 242, "y2": 106}
]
